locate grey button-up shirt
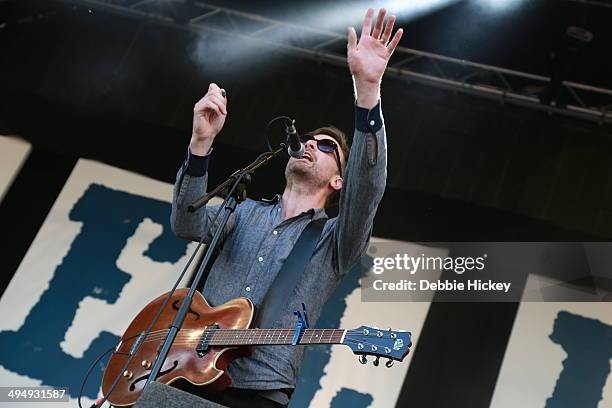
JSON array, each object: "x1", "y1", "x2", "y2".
[{"x1": 171, "y1": 103, "x2": 387, "y2": 391}]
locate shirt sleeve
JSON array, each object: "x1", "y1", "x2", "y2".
[
  {"x1": 184, "y1": 147, "x2": 212, "y2": 177},
  {"x1": 171, "y1": 147, "x2": 236, "y2": 244},
  {"x1": 354, "y1": 101, "x2": 383, "y2": 133},
  {"x1": 330, "y1": 101, "x2": 387, "y2": 276}
]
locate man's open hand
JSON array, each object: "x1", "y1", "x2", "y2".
[{"x1": 348, "y1": 8, "x2": 403, "y2": 108}]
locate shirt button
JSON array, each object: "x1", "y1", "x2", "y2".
[
  {"x1": 369, "y1": 120, "x2": 376, "y2": 126},
  {"x1": 258, "y1": 256, "x2": 263, "y2": 262},
  {"x1": 273, "y1": 230, "x2": 278, "y2": 235},
  {"x1": 246, "y1": 286, "x2": 251, "y2": 292}
]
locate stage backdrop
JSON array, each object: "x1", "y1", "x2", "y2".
[
  {"x1": 490, "y1": 302, "x2": 612, "y2": 408},
  {"x1": 0, "y1": 159, "x2": 198, "y2": 407},
  {"x1": 0, "y1": 157, "x2": 429, "y2": 407}
]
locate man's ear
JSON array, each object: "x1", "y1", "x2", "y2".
[{"x1": 330, "y1": 175, "x2": 343, "y2": 192}]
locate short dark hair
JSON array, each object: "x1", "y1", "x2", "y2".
[{"x1": 303, "y1": 125, "x2": 350, "y2": 210}]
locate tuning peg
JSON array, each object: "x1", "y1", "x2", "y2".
[
  {"x1": 359, "y1": 355, "x2": 367, "y2": 365},
  {"x1": 385, "y1": 359, "x2": 394, "y2": 368},
  {"x1": 373, "y1": 356, "x2": 380, "y2": 367}
]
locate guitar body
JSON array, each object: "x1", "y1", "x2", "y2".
[{"x1": 102, "y1": 288, "x2": 254, "y2": 407}]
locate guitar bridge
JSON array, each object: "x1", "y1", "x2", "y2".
[
  {"x1": 196, "y1": 324, "x2": 218, "y2": 357},
  {"x1": 129, "y1": 332, "x2": 146, "y2": 356}
]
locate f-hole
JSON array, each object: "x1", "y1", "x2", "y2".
[
  {"x1": 172, "y1": 300, "x2": 200, "y2": 320},
  {"x1": 129, "y1": 360, "x2": 179, "y2": 391}
]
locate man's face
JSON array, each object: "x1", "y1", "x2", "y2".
[{"x1": 285, "y1": 134, "x2": 345, "y2": 191}]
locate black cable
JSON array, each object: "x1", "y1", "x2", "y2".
[
  {"x1": 77, "y1": 344, "x2": 119, "y2": 408},
  {"x1": 264, "y1": 115, "x2": 293, "y2": 152}
]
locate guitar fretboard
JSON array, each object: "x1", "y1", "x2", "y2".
[{"x1": 202, "y1": 328, "x2": 346, "y2": 346}]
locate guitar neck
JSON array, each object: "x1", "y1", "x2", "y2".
[{"x1": 203, "y1": 328, "x2": 346, "y2": 347}]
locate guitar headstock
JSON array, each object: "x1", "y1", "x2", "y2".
[{"x1": 342, "y1": 326, "x2": 412, "y2": 367}]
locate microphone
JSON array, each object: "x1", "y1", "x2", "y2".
[{"x1": 286, "y1": 119, "x2": 305, "y2": 158}]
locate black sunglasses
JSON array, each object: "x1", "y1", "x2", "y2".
[{"x1": 300, "y1": 134, "x2": 343, "y2": 178}]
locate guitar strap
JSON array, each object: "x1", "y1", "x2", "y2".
[{"x1": 256, "y1": 218, "x2": 326, "y2": 328}]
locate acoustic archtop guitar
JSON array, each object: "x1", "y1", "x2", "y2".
[{"x1": 101, "y1": 288, "x2": 412, "y2": 406}]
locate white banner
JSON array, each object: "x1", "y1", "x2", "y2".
[
  {"x1": 0, "y1": 159, "x2": 197, "y2": 407},
  {"x1": 491, "y1": 302, "x2": 612, "y2": 408}
]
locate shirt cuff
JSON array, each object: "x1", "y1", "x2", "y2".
[
  {"x1": 354, "y1": 101, "x2": 383, "y2": 133},
  {"x1": 183, "y1": 147, "x2": 212, "y2": 177}
]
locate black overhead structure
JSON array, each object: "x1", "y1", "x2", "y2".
[{"x1": 57, "y1": 0, "x2": 612, "y2": 125}]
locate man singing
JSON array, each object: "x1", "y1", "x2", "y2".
[{"x1": 171, "y1": 8, "x2": 402, "y2": 408}]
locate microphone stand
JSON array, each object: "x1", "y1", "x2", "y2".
[{"x1": 144, "y1": 144, "x2": 286, "y2": 391}]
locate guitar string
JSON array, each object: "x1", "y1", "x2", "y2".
[
  {"x1": 137, "y1": 328, "x2": 398, "y2": 342},
  {"x1": 141, "y1": 327, "x2": 400, "y2": 337},
  {"x1": 145, "y1": 329, "x2": 345, "y2": 341},
  {"x1": 113, "y1": 336, "x2": 402, "y2": 362},
  {"x1": 169, "y1": 336, "x2": 379, "y2": 346},
  {"x1": 115, "y1": 333, "x2": 397, "y2": 352},
  {"x1": 132, "y1": 336, "x2": 398, "y2": 356},
  {"x1": 137, "y1": 329, "x2": 349, "y2": 345},
  {"x1": 137, "y1": 328, "x2": 323, "y2": 341},
  {"x1": 140, "y1": 334, "x2": 352, "y2": 347},
  {"x1": 128, "y1": 329, "x2": 402, "y2": 348},
  {"x1": 134, "y1": 330, "x2": 400, "y2": 347}
]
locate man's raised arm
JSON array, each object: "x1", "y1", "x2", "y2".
[
  {"x1": 332, "y1": 8, "x2": 403, "y2": 274},
  {"x1": 171, "y1": 83, "x2": 235, "y2": 243}
]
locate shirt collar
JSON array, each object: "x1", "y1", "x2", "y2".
[
  {"x1": 261, "y1": 194, "x2": 328, "y2": 221},
  {"x1": 260, "y1": 194, "x2": 282, "y2": 204}
]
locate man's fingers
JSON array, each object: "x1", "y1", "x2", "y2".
[
  {"x1": 360, "y1": 8, "x2": 374, "y2": 40},
  {"x1": 194, "y1": 100, "x2": 212, "y2": 115},
  {"x1": 205, "y1": 94, "x2": 227, "y2": 114},
  {"x1": 196, "y1": 92, "x2": 224, "y2": 108},
  {"x1": 381, "y1": 15, "x2": 396, "y2": 45},
  {"x1": 208, "y1": 82, "x2": 221, "y2": 92},
  {"x1": 386, "y1": 28, "x2": 403, "y2": 56},
  {"x1": 195, "y1": 96, "x2": 226, "y2": 116},
  {"x1": 347, "y1": 26, "x2": 357, "y2": 50},
  {"x1": 196, "y1": 84, "x2": 227, "y2": 111},
  {"x1": 202, "y1": 100, "x2": 224, "y2": 117},
  {"x1": 207, "y1": 83, "x2": 226, "y2": 100},
  {"x1": 206, "y1": 93, "x2": 225, "y2": 105},
  {"x1": 206, "y1": 85, "x2": 224, "y2": 99},
  {"x1": 371, "y1": 8, "x2": 386, "y2": 40}
]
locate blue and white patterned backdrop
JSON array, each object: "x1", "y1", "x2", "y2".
[
  {"x1": 0, "y1": 160, "x2": 197, "y2": 407},
  {"x1": 0, "y1": 155, "x2": 610, "y2": 408},
  {"x1": 491, "y1": 302, "x2": 612, "y2": 408}
]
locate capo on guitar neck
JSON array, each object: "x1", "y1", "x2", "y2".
[{"x1": 291, "y1": 303, "x2": 309, "y2": 346}]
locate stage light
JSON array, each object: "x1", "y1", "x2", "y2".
[
  {"x1": 189, "y1": 1, "x2": 461, "y2": 76},
  {"x1": 379, "y1": 0, "x2": 463, "y2": 21},
  {"x1": 475, "y1": 0, "x2": 528, "y2": 12},
  {"x1": 301, "y1": 0, "x2": 462, "y2": 33}
]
